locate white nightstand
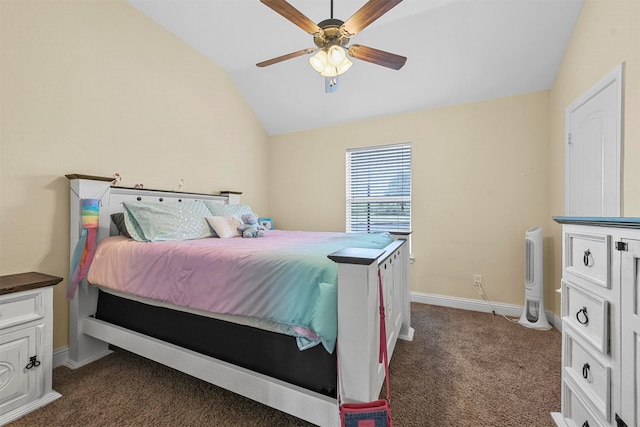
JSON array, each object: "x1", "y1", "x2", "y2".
[{"x1": 0, "y1": 272, "x2": 62, "y2": 426}]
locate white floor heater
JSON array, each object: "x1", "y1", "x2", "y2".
[{"x1": 518, "y1": 226, "x2": 551, "y2": 330}]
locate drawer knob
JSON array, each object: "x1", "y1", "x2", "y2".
[
  {"x1": 583, "y1": 249, "x2": 592, "y2": 267},
  {"x1": 582, "y1": 362, "x2": 590, "y2": 380},
  {"x1": 24, "y1": 355, "x2": 41, "y2": 370},
  {"x1": 576, "y1": 306, "x2": 589, "y2": 325}
]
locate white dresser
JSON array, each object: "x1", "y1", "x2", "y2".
[
  {"x1": 0, "y1": 272, "x2": 62, "y2": 426},
  {"x1": 552, "y1": 218, "x2": 638, "y2": 427}
]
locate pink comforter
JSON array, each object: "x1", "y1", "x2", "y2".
[{"x1": 87, "y1": 230, "x2": 393, "y2": 351}]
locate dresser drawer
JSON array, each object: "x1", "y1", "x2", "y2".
[
  {"x1": 564, "y1": 232, "x2": 610, "y2": 289},
  {"x1": 562, "y1": 280, "x2": 609, "y2": 354},
  {"x1": 0, "y1": 289, "x2": 44, "y2": 330},
  {"x1": 561, "y1": 379, "x2": 604, "y2": 427},
  {"x1": 564, "y1": 326, "x2": 611, "y2": 421}
]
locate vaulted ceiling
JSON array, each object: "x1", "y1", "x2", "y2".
[{"x1": 128, "y1": 0, "x2": 584, "y2": 135}]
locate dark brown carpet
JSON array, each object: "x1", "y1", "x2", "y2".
[{"x1": 9, "y1": 303, "x2": 561, "y2": 426}]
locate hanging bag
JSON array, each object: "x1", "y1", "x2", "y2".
[{"x1": 339, "y1": 268, "x2": 393, "y2": 427}]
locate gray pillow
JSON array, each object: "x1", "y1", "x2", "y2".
[{"x1": 111, "y1": 213, "x2": 131, "y2": 238}]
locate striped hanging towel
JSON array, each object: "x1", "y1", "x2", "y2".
[{"x1": 67, "y1": 198, "x2": 99, "y2": 299}]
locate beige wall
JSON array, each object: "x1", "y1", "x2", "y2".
[
  {"x1": 548, "y1": 0, "x2": 640, "y2": 311},
  {"x1": 269, "y1": 92, "x2": 551, "y2": 307},
  {"x1": 0, "y1": 1, "x2": 270, "y2": 350}
]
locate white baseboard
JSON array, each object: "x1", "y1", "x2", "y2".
[
  {"x1": 53, "y1": 346, "x2": 69, "y2": 369},
  {"x1": 410, "y1": 291, "x2": 562, "y2": 331}
]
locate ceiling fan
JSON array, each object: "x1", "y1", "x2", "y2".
[{"x1": 256, "y1": 0, "x2": 407, "y2": 86}]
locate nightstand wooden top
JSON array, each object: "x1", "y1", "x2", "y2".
[{"x1": 0, "y1": 272, "x2": 63, "y2": 295}]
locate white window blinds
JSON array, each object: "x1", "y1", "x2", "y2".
[{"x1": 346, "y1": 143, "x2": 412, "y2": 233}]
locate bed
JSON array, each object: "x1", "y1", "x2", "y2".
[{"x1": 66, "y1": 174, "x2": 413, "y2": 427}]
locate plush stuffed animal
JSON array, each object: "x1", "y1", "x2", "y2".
[{"x1": 237, "y1": 213, "x2": 266, "y2": 238}]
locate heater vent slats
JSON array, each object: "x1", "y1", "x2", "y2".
[{"x1": 525, "y1": 239, "x2": 535, "y2": 285}]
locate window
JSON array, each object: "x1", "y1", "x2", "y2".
[{"x1": 346, "y1": 143, "x2": 411, "y2": 233}]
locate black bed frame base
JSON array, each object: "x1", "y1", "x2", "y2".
[{"x1": 95, "y1": 290, "x2": 337, "y2": 397}]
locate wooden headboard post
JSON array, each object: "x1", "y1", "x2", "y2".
[{"x1": 67, "y1": 175, "x2": 113, "y2": 367}]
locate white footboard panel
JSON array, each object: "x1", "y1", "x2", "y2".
[
  {"x1": 329, "y1": 237, "x2": 413, "y2": 404},
  {"x1": 82, "y1": 317, "x2": 339, "y2": 426}
]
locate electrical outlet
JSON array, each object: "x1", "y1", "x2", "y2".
[{"x1": 473, "y1": 274, "x2": 482, "y2": 286}]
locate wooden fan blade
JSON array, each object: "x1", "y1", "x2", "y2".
[
  {"x1": 348, "y1": 44, "x2": 407, "y2": 70},
  {"x1": 341, "y1": 0, "x2": 403, "y2": 37},
  {"x1": 260, "y1": 0, "x2": 323, "y2": 35},
  {"x1": 256, "y1": 48, "x2": 315, "y2": 67}
]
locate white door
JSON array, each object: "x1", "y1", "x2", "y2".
[
  {"x1": 621, "y1": 238, "x2": 640, "y2": 427},
  {"x1": 565, "y1": 64, "x2": 623, "y2": 217}
]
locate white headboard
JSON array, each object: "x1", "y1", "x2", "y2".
[{"x1": 67, "y1": 175, "x2": 240, "y2": 253}]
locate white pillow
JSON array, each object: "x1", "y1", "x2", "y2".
[{"x1": 206, "y1": 216, "x2": 241, "y2": 238}]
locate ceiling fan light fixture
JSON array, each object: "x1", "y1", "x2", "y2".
[
  {"x1": 327, "y1": 45, "x2": 346, "y2": 66},
  {"x1": 309, "y1": 50, "x2": 327, "y2": 73},
  {"x1": 336, "y1": 56, "x2": 352, "y2": 74},
  {"x1": 313, "y1": 45, "x2": 352, "y2": 77},
  {"x1": 320, "y1": 65, "x2": 338, "y2": 77}
]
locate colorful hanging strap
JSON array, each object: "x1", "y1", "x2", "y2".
[
  {"x1": 67, "y1": 198, "x2": 99, "y2": 299},
  {"x1": 377, "y1": 268, "x2": 391, "y2": 404}
]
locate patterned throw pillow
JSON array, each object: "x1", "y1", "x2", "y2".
[
  {"x1": 122, "y1": 200, "x2": 214, "y2": 242},
  {"x1": 205, "y1": 216, "x2": 242, "y2": 238}
]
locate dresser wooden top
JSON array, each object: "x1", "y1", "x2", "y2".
[
  {"x1": 0, "y1": 272, "x2": 63, "y2": 295},
  {"x1": 553, "y1": 216, "x2": 640, "y2": 228}
]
